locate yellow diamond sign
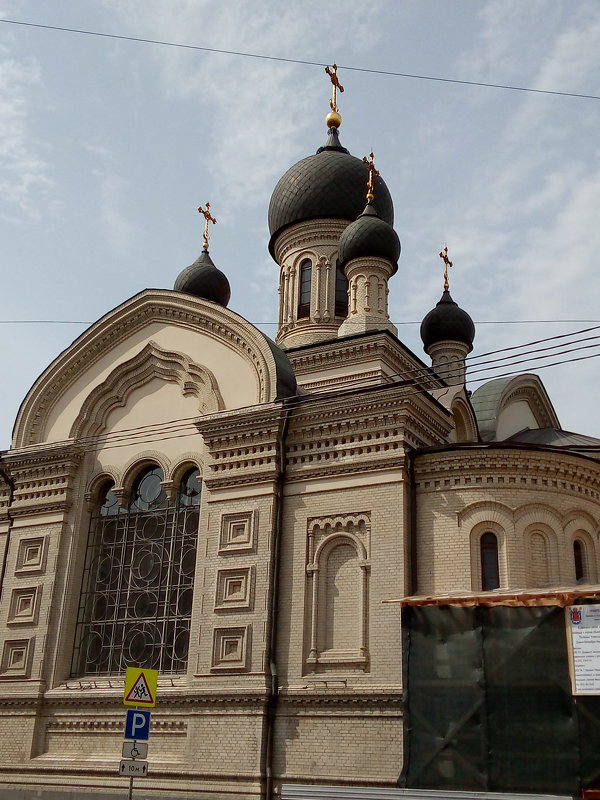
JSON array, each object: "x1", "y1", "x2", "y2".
[{"x1": 123, "y1": 667, "x2": 158, "y2": 707}]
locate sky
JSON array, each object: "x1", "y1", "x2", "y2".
[{"x1": 1, "y1": 0, "x2": 599, "y2": 450}]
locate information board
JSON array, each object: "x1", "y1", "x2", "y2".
[{"x1": 566, "y1": 604, "x2": 600, "y2": 695}]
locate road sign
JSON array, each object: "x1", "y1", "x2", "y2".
[
  {"x1": 124, "y1": 709, "x2": 151, "y2": 741},
  {"x1": 119, "y1": 759, "x2": 149, "y2": 777},
  {"x1": 123, "y1": 667, "x2": 158, "y2": 707},
  {"x1": 122, "y1": 741, "x2": 148, "y2": 759}
]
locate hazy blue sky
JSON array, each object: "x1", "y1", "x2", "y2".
[{"x1": 1, "y1": 1, "x2": 599, "y2": 449}]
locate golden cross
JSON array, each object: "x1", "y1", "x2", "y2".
[
  {"x1": 325, "y1": 63, "x2": 344, "y2": 112},
  {"x1": 439, "y1": 246, "x2": 453, "y2": 291},
  {"x1": 198, "y1": 202, "x2": 217, "y2": 251},
  {"x1": 362, "y1": 152, "x2": 379, "y2": 204}
]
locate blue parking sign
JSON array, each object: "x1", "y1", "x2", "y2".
[{"x1": 124, "y1": 708, "x2": 151, "y2": 741}]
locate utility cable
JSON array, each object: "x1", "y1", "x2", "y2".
[{"x1": 1, "y1": 18, "x2": 598, "y2": 101}]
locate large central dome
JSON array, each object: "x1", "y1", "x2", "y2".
[{"x1": 268, "y1": 128, "x2": 394, "y2": 258}]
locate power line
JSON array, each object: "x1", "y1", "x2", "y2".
[
  {"x1": 1, "y1": 318, "x2": 599, "y2": 326},
  {"x1": 1, "y1": 18, "x2": 598, "y2": 101},
  {"x1": 17, "y1": 338, "x2": 600, "y2": 456}
]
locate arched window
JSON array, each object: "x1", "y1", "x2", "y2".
[
  {"x1": 574, "y1": 539, "x2": 586, "y2": 583},
  {"x1": 297, "y1": 259, "x2": 312, "y2": 319},
  {"x1": 480, "y1": 532, "x2": 500, "y2": 591},
  {"x1": 334, "y1": 262, "x2": 348, "y2": 317},
  {"x1": 72, "y1": 466, "x2": 201, "y2": 676}
]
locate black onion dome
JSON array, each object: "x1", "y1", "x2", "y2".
[
  {"x1": 420, "y1": 291, "x2": 475, "y2": 351},
  {"x1": 268, "y1": 128, "x2": 394, "y2": 258},
  {"x1": 338, "y1": 204, "x2": 400, "y2": 273},
  {"x1": 174, "y1": 249, "x2": 231, "y2": 307}
]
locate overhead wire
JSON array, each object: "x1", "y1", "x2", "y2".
[
  {"x1": 42, "y1": 340, "x2": 600, "y2": 456},
  {"x1": 1, "y1": 18, "x2": 599, "y2": 101}
]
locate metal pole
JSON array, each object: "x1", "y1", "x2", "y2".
[{"x1": 128, "y1": 775, "x2": 134, "y2": 800}]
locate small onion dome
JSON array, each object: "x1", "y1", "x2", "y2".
[
  {"x1": 174, "y1": 249, "x2": 231, "y2": 307},
  {"x1": 268, "y1": 127, "x2": 394, "y2": 258},
  {"x1": 338, "y1": 204, "x2": 400, "y2": 274},
  {"x1": 420, "y1": 290, "x2": 475, "y2": 351}
]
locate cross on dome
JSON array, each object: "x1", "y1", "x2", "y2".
[
  {"x1": 363, "y1": 152, "x2": 379, "y2": 204},
  {"x1": 324, "y1": 63, "x2": 344, "y2": 129},
  {"x1": 198, "y1": 202, "x2": 217, "y2": 252},
  {"x1": 439, "y1": 245, "x2": 453, "y2": 291}
]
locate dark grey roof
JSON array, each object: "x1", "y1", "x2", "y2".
[
  {"x1": 508, "y1": 427, "x2": 600, "y2": 451},
  {"x1": 338, "y1": 203, "x2": 400, "y2": 272},
  {"x1": 263, "y1": 336, "x2": 297, "y2": 400},
  {"x1": 268, "y1": 129, "x2": 394, "y2": 258},
  {"x1": 174, "y1": 250, "x2": 231, "y2": 307},
  {"x1": 420, "y1": 290, "x2": 475, "y2": 351}
]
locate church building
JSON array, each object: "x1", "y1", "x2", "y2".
[{"x1": 0, "y1": 70, "x2": 599, "y2": 800}]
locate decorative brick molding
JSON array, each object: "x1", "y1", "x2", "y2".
[
  {"x1": 305, "y1": 513, "x2": 371, "y2": 670},
  {"x1": 285, "y1": 387, "x2": 451, "y2": 482},
  {"x1": 2, "y1": 444, "x2": 82, "y2": 516},
  {"x1": 0, "y1": 637, "x2": 34, "y2": 678},
  {"x1": 197, "y1": 405, "x2": 287, "y2": 489},
  {"x1": 214, "y1": 566, "x2": 254, "y2": 611},
  {"x1": 7, "y1": 586, "x2": 41, "y2": 626},
  {"x1": 218, "y1": 511, "x2": 258, "y2": 554},
  {"x1": 14, "y1": 536, "x2": 48, "y2": 575},
  {"x1": 211, "y1": 626, "x2": 251, "y2": 671}
]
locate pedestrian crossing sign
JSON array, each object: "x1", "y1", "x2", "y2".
[{"x1": 123, "y1": 667, "x2": 158, "y2": 707}]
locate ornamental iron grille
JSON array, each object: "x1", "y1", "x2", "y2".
[{"x1": 72, "y1": 465, "x2": 200, "y2": 676}]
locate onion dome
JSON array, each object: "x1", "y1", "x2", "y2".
[
  {"x1": 420, "y1": 291, "x2": 475, "y2": 351},
  {"x1": 174, "y1": 249, "x2": 231, "y2": 307},
  {"x1": 268, "y1": 127, "x2": 394, "y2": 258},
  {"x1": 338, "y1": 203, "x2": 400, "y2": 273}
]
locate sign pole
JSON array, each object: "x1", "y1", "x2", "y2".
[{"x1": 128, "y1": 774, "x2": 134, "y2": 800}]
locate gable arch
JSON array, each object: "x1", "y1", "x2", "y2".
[
  {"x1": 13, "y1": 289, "x2": 296, "y2": 447},
  {"x1": 70, "y1": 342, "x2": 223, "y2": 440}
]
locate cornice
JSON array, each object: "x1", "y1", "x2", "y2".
[
  {"x1": 274, "y1": 218, "x2": 348, "y2": 265},
  {"x1": 2, "y1": 445, "x2": 83, "y2": 515},
  {"x1": 287, "y1": 333, "x2": 439, "y2": 391},
  {"x1": 415, "y1": 447, "x2": 600, "y2": 501}
]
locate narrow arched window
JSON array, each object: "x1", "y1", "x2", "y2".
[
  {"x1": 480, "y1": 532, "x2": 500, "y2": 591},
  {"x1": 574, "y1": 539, "x2": 586, "y2": 583},
  {"x1": 334, "y1": 262, "x2": 348, "y2": 317},
  {"x1": 297, "y1": 259, "x2": 312, "y2": 318},
  {"x1": 72, "y1": 465, "x2": 200, "y2": 677}
]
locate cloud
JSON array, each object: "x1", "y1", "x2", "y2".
[
  {"x1": 0, "y1": 51, "x2": 54, "y2": 221},
  {"x1": 100, "y1": 0, "x2": 386, "y2": 206},
  {"x1": 95, "y1": 171, "x2": 137, "y2": 255}
]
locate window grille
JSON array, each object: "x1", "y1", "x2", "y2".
[{"x1": 71, "y1": 466, "x2": 200, "y2": 676}]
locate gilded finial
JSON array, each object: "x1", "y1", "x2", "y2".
[
  {"x1": 198, "y1": 202, "x2": 217, "y2": 252},
  {"x1": 362, "y1": 152, "x2": 379, "y2": 204},
  {"x1": 439, "y1": 246, "x2": 453, "y2": 291},
  {"x1": 325, "y1": 63, "x2": 344, "y2": 129}
]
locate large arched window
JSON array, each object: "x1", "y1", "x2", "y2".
[
  {"x1": 297, "y1": 259, "x2": 312, "y2": 319},
  {"x1": 480, "y1": 532, "x2": 500, "y2": 591},
  {"x1": 72, "y1": 465, "x2": 201, "y2": 676}
]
